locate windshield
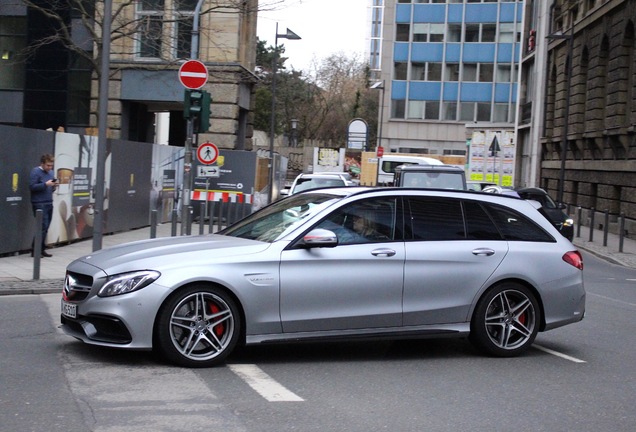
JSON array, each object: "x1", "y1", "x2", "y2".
[
  {"x1": 293, "y1": 177, "x2": 346, "y2": 193},
  {"x1": 402, "y1": 172, "x2": 465, "y2": 190},
  {"x1": 221, "y1": 193, "x2": 341, "y2": 242}
]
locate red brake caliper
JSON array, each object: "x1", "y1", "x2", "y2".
[{"x1": 209, "y1": 303, "x2": 225, "y2": 337}]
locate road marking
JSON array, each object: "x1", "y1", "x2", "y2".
[
  {"x1": 534, "y1": 344, "x2": 586, "y2": 363},
  {"x1": 588, "y1": 292, "x2": 636, "y2": 307},
  {"x1": 228, "y1": 364, "x2": 304, "y2": 402}
]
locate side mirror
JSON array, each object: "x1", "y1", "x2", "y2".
[{"x1": 297, "y1": 228, "x2": 338, "y2": 248}]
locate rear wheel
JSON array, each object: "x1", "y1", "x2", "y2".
[
  {"x1": 470, "y1": 283, "x2": 540, "y2": 357},
  {"x1": 156, "y1": 285, "x2": 241, "y2": 367}
]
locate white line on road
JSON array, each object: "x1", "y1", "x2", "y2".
[
  {"x1": 534, "y1": 344, "x2": 586, "y2": 363},
  {"x1": 588, "y1": 292, "x2": 636, "y2": 307},
  {"x1": 228, "y1": 364, "x2": 304, "y2": 402}
]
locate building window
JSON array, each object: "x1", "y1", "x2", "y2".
[
  {"x1": 424, "y1": 101, "x2": 440, "y2": 120},
  {"x1": 476, "y1": 103, "x2": 491, "y2": 121},
  {"x1": 413, "y1": 23, "x2": 444, "y2": 42},
  {"x1": 479, "y1": 63, "x2": 494, "y2": 82},
  {"x1": 464, "y1": 23, "x2": 496, "y2": 43},
  {"x1": 411, "y1": 62, "x2": 442, "y2": 81},
  {"x1": 443, "y1": 102, "x2": 457, "y2": 120},
  {"x1": 498, "y1": 23, "x2": 520, "y2": 43},
  {"x1": 175, "y1": 0, "x2": 197, "y2": 58},
  {"x1": 448, "y1": 24, "x2": 462, "y2": 42},
  {"x1": 135, "y1": 0, "x2": 194, "y2": 59},
  {"x1": 392, "y1": 99, "x2": 406, "y2": 118},
  {"x1": 408, "y1": 100, "x2": 423, "y2": 119},
  {"x1": 67, "y1": 55, "x2": 92, "y2": 126},
  {"x1": 394, "y1": 62, "x2": 408, "y2": 80},
  {"x1": 496, "y1": 64, "x2": 512, "y2": 82},
  {"x1": 0, "y1": 16, "x2": 27, "y2": 90},
  {"x1": 396, "y1": 24, "x2": 410, "y2": 42},
  {"x1": 445, "y1": 63, "x2": 460, "y2": 81},
  {"x1": 460, "y1": 102, "x2": 475, "y2": 121},
  {"x1": 137, "y1": 1, "x2": 165, "y2": 58},
  {"x1": 463, "y1": 63, "x2": 477, "y2": 81},
  {"x1": 463, "y1": 63, "x2": 493, "y2": 82},
  {"x1": 465, "y1": 24, "x2": 480, "y2": 42},
  {"x1": 494, "y1": 103, "x2": 510, "y2": 123}
]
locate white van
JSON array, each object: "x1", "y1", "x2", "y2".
[{"x1": 377, "y1": 155, "x2": 443, "y2": 185}]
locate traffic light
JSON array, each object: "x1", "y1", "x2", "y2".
[
  {"x1": 183, "y1": 89, "x2": 211, "y2": 133},
  {"x1": 198, "y1": 90, "x2": 211, "y2": 132}
]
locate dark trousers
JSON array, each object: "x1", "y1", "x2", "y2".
[{"x1": 32, "y1": 202, "x2": 53, "y2": 251}]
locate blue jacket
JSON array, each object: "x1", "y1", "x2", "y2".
[{"x1": 29, "y1": 166, "x2": 55, "y2": 204}]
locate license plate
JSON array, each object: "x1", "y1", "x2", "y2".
[{"x1": 61, "y1": 300, "x2": 77, "y2": 319}]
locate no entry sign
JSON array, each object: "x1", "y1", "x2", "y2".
[{"x1": 178, "y1": 60, "x2": 208, "y2": 89}]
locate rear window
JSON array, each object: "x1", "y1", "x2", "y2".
[
  {"x1": 405, "y1": 197, "x2": 553, "y2": 242},
  {"x1": 483, "y1": 203, "x2": 555, "y2": 242},
  {"x1": 293, "y1": 177, "x2": 345, "y2": 193}
]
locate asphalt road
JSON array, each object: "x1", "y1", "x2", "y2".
[{"x1": 1, "y1": 251, "x2": 635, "y2": 432}]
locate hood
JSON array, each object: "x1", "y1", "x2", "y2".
[{"x1": 72, "y1": 234, "x2": 271, "y2": 274}]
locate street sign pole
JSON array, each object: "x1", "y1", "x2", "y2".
[{"x1": 180, "y1": 0, "x2": 207, "y2": 234}]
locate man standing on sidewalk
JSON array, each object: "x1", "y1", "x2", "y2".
[{"x1": 29, "y1": 153, "x2": 58, "y2": 257}]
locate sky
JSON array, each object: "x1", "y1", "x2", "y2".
[{"x1": 257, "y1": 0, "x2": 369, "y2": 72}]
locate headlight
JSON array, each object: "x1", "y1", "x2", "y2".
[
  {"x1": 98, "y1": 270, "x2": 161, "y2": 297},
  {"x1": 563, "y1": 218, "x2": 574, "y2": 227}
]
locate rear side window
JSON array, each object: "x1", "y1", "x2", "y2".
[
  {"x1": 407, "y1": 197, "x2": 465, "y2": 240},
  {"x1": 464, "y1": 201, "x2": 503, "y2": 240},
  {"x1": 484, "y1": 203, "x2": 555, "y2": 242}
]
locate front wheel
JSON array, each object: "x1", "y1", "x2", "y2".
[
  {"x1": 155, "y1": 285, "x2": 241, "y2": 367},
  {"x1": 470, "y1": 283, "x2": 540, "y2": 357}
]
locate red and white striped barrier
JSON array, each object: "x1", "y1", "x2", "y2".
[{"x1": 191, "y1": 190, "x2": 253, "y2": 204}]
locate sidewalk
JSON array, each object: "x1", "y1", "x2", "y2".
[
  {"x1": 0, "y1": 223, "x2": 182, "y2": 295},
  {"x1": 1, "y1": 222, "x2": 635, "y2": 296}
]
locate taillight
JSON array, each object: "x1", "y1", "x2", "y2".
[{"x1": 563, "y1": 250, "x2": 583, "y2": 270}]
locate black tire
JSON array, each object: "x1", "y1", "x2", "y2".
[
  {"x1": 470, "y1": 283, "x2": 540, "y2": 357},
  {"x1": 155, "y1": 285, "x2": 241, "y2": 367}
]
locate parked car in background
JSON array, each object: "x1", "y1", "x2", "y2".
[
  {"x1": 284, "y1": 173, "x2": 354, "y2": 196},
  {"x1": 515, "y1": 187, "x2": 574, "y2": 241},
  {"x1": 394, "y1": 164, "x2": 467, "y2": 190},
  {"x1": 377, "y1": 155, "x2": 443, "y2": 185},
  {"x1": 61, "y1": 187, "x2": 585, "y2": 367},
  {"x1": 467, "y1": 181, "x2": 497, "y2": 192},
  {"x1": 482, "y1": 185, "x2": 521, "y2": 197}
]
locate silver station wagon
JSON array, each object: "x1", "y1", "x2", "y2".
[{"x1": 61, "y1": 188, "x2": 585, "y2": 367}]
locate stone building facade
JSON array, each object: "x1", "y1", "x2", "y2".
[{"x1": 542, "y1": 0, "x2": 636, "y2": 227}]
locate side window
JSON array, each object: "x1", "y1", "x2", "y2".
[
  {"x1": 464, "y1": 201, "x2": 503, "y2": 240},
  {"x1": 407, "y1": 198, "x2": 465, "y2": 241},
  {"x1": 316, "y1": 198, "x2": 397, "y2": 245},
  {"x1": 484, "y1": 203, "x2": 555, "y2": 242}
]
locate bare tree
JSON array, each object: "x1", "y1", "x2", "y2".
[
  {"x1": 291, "y1": 52, "x2": 378, "y2": 146},
  {"x1": 17, "y1": 0, "x2": 285, "y2": 79}
]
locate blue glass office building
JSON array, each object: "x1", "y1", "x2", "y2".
[{"x1": 376, "y1": 0, "x2": 523, "y2": 155}]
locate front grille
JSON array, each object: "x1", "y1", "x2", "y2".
[{"x1": 64, "y1": 271, "x2": 93, "y2": 301}]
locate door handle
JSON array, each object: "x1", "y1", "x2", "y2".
[
  {"x1": 472, "y1": 248, "x2": 495, "y2": 256},
  {"x1": 371, "y1": 248, "x2": 396, "y2": 257}
]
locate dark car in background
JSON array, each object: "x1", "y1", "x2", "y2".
[
  {"x1": 394, "y1": 164, "x2": 467, "y2": 190},
  {"x1": 515, "y1": 187, "x2": 574, "y2": 241}
]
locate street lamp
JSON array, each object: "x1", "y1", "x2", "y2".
[
  {"x1": 268, "y1": 24, "x2": 301, "y2": 204},
  {"x1": 290, "y1": 118, "x2": 298, "y2": 147},
  {"x1": 370, "y1": 81, "x2": 385, "y2": 151},
  {"x1": 546, "y1": 25, "x2": 574, "y2": 206}
]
